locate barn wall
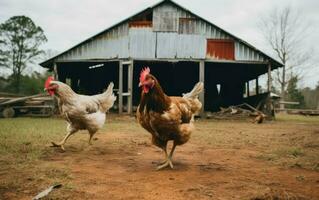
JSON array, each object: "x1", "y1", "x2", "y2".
[
  {"x1": 57, "y1": 23, "x2": 130, "y2": 61},
  {"x1": 54, "y1": 1, "x2": 269, "y2": 63},
  {"x1": 129, "y1": 28, "x2": 156, "y2": 59},
  {"x1": 156, "y1": 33, "x2": 206, "y2": 58}
]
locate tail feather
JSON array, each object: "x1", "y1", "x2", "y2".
[
  {"x1": 103, "y1": 82, "x2": 114, "y2": 96},
  {"x1": 97, "y1": 82, "x2": 116, "y2": 112},
  {"x1": 183, "y1": 82, "x2": 204, "y2": 99}
]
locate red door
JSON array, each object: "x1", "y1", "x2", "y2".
[{"x1": 206, "y1": 39, "x2": 235, "y2": 60}]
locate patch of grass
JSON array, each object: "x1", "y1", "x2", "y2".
[
  {"x1": 295, "y1": 175, "x2": 305, "y2": 182},
  {"x1": 276, "y1": 113, "x2": 319, "y2": 123},
  {"x1": 256, "y1": 153, "x2": 278, "y2": 162},
  {"x1": 288, "y1": 147, "x2": 304, "y2": 157},
  {"x1": 0, "y1": 117, "x2": 66, "y2": 163}
]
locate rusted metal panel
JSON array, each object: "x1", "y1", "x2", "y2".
[
  {"x1": 156, "y1": 32, "x2": 205, "y2": 59},
  {"x1": 128, "y1": 21, "x2": 152, "y2": 28},
  {"x1": 153, "y1": 3, "x2": 178, "y2": 32},
  {"x1": 206, "y1": 39, "x2": 235, "y2": 60},
  {"x1": 129, "y1": 27, "x2": 156, "y2": 58}
]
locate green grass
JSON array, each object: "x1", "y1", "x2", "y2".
[
  {"x1": 0, "y1": 117, "x2": 67, "y2": 163},
  {"x1": 276, "y1": 113, "x2": 319, "y2": 123},
  {"x1": 0, "y1": 116, "x2": 143, "y2": 164}
]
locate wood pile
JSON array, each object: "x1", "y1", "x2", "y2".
[
  {"x1": 206, "y1": 103, "x2": 266, "y2": 123},
  {"x1": 0, "y1": 93, "x2": 55, "y2": 118}
]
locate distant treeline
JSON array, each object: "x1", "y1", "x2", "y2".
[
  {"x1": 301, "y1": 86, "x2": 319, "y2": 110},
  {"x1": 0, "y1": 72, "x2": 51, "y2": 96}
]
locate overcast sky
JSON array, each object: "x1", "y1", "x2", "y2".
[{"x1": 0, "y1": 0, "x2": 318, "y2": 87}]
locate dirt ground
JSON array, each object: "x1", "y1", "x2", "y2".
[{"x1": 1, "y1": 115, "x2": 319, "y2": 199}]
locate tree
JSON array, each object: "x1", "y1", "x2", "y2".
[
  {"x1": 0, "y1": 16, "x2": 47, "y2": 93},
  {"x1": 259, "y1": 7, "x2": 311, "y2": 109},
  {"x1": 286, "y1": 75, "x2": 305, "y2": 109}
]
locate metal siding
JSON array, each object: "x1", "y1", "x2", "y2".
[
  {"x1": 176, "y1": 34, "x2": 206, "y2": 58},
  {"x1": 153, "y1": 4, "x2": 178, "y2": 32},
  {"x1": 235, "y1": 41, "x2": 265, "y2": 62},
  {"x1": 129, "y1": 28, "x2": 156, "y2": 58},
  {"x1": 55, "y1": 24, "x2": 130, "y2": 61},
  {"x1": 156, "y1": 32, "x2": 177, "y2": 58},
  {"x1": 156, "y1": 32, "x2": 205, "y2": 59}
]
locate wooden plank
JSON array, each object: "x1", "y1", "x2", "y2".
[
  {"x1": 127, "y1": 60, "x2": 134, "y2": 115},
  {"x1": 267, "y1": 62, "x2": 272, "y2": 91},
  {"x1": 247, "y1": 82, "x2": 250, "y2": 97},
  {"x1": 53, "y1": 63, "x2": 58, "y2": 80},
  {"x1": 118, "y1": 61, "x2": 123, "y2": 114},
  {"x1": 0, "y1": 93, "x2": 47, "y2": 106},
  {"x1": 199, "y1": 60, "x2": 205, "y2": 117},
  {"x1": 256, "y1": 77, "x2": 259, "y2": 95}
]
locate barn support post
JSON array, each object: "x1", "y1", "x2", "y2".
[
  {"x1": 199, "y1": 60, "x2": 205, "y2": 117},
  {"x1": 267, "y1": 62, "x2": 272, "y2": 92},
  {"x1": 267, "y1": 62, "x2": 274, "y2": 117},
  {"x1": 246, "y1": 81, "x2": 250, "y2": 97},
  {"x1": 53, "y1": 62, "x2": 58, "y2": 80},
  {"x1": 118, "y1": 60, "x2": 123, "y2": 114},
  {"x1": 127, "y1": 60, "x2": 134, "y2": 115},
  {"x1": 256, "y1": 77, "x2": 259, "y2": 95}
]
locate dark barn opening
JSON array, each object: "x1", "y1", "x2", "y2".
[
  {"x1": 133, "y1": 61, "x2": 199, "y2": 107},
  {"x1": 57, "y1": 61, "x2": 119, "y2": 95},
  {"x1": 204, "y1": 62, "x2": 268, "y2": 112}
]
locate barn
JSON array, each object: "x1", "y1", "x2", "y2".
[{"x1": 40, "y1": 0, "x2": 283, "y2": 116}]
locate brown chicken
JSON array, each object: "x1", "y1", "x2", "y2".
[
  {"x1": 136, "y1": 67, "x2": 203, "y2": 170},
  {"x1": 44, "y1": 76, "x2": 116, "y2": 150}
]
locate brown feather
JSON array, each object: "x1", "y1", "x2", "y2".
[{"x1": 137, "y1": 74, "x2": 203, "y2": 148}]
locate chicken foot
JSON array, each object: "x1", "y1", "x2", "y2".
[
  {"x1": 51, "y1": 126, "x2": 77, "y2": 151},
  {"x1": 156, "y1": 143, "x2": 177, "y2": 170}
]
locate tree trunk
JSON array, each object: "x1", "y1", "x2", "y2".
[
  {"x1": 280, "y1": 65, "x2": 286, "y2": 109},
  {"x1": 16, "y1": 74, "x2": 20, "y2": 93}
]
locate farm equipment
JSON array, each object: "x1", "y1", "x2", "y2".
[{"x1": 0, "y1": 92, "x2": 55, "y2": 118}]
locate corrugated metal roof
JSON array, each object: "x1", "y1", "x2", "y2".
[{"x1": 40, "y1": 0, "x2": 283, "y2": 69}]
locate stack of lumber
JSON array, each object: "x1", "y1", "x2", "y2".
[{"x1": 207, "y1": 103, "x2": 266, "y2": 123}]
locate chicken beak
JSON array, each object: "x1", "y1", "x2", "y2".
[
  {"x1": 138, "y1": 82, "x2": 143, "y2": 87},
  {"x1": 44, "y1": 88, "x2": 47, "y2": 92}
]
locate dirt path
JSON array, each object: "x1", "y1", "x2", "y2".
[{"x1": 35, "y1": 130, "x2": 319, "y2": 200}]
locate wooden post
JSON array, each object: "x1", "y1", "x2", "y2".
[
  {"x1": 267, "y1": 62, "x2": 272, "y2": 92},
  {"x1": 199, "y1": 60, "x2": 205, "y2": 117},
  {"x1": 247, "y1": 81, "x2": 250, "y2": 97},
  {"x1": 118, "y1": 61, "x2": 123, "y2": 114},
  {"x1": 256, "y1": 77, "x2": 259, "y2": 95},
  {"x1": 53, "y1": 62, "x2": 58, "y2": 80},
  {"x1": 127, "y1": 60, "x2": 134, "y2": 115}
]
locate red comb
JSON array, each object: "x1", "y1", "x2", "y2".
[
  {"x1": 44, "y1": 76, "x2": 55, "y2": 95},
  {"x1": 140, "y1": 67, "x2": 150, "y2": 83}
]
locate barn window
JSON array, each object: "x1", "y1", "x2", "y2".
[
  {"x1": 129, "y1": 10, "x2": 153, "y2": 28},
  {"x1": 178, "y1": 18, "x2": 198, "y2": 34},
  {"x1": 206, "y1": 39, "x2": 235, "y2": 60}
]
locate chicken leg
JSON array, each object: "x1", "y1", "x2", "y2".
[
  {"x1": 51, "y1": 125, "x2": 77, "y2": 151},
  {"x1": 156, "y1": 142, "x2": 177, "y2": 170},
  {"x1": 88, "y1": 131, "x2": 96, "y2": 145}
]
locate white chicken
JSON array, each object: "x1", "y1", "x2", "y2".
[{"x1": 44, "y1": 76, "x2": 116, "y2": 150}]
